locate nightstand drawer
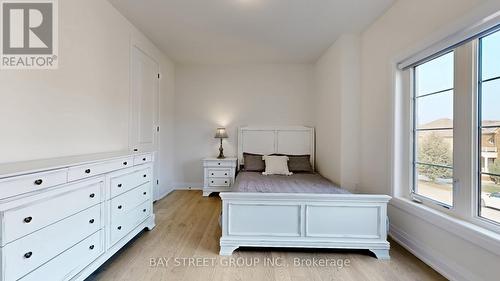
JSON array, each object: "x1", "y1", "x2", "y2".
[
  {"x1": 204, "y1": 160, "x2": 235, "y2": 168},
  {"x1": 208, "y1": 169, "x2": 231, "y2": 178},
  {"x1": 208, "y1": 178, "x2": 231, "y2": 187}
]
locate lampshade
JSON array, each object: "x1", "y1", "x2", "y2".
[{"x1": 214, "y1": 127, "x2": 228, "y2": 139}]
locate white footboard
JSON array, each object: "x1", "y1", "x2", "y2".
[{"x1": 219, "y1": 192, "x2": 391, "y2": 259}]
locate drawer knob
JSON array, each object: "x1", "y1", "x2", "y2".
[
  {"x1": 225, "y1": 173, "x2": 227, "y2": 176},
  {"x1": 225, "y1": 181, "x2": 228, "y2": 184},
  {"x1": 143, "y1": 174, "x2": 147, "y2": 178},
  {"x1": 24, "y1": 252, "x2": 32, "y2": 259},
  {"x1": 117, "y1": 184, "x2": 122, "y2": 188},
  {"x1": 89, "y1": 219, "x2": 95, "y2": 224},
  {"x1": 211, "y1": 181, "x2": 214, "y2": 183},
  {"x1": 143, "y1": 158, "x2": 146, "y2": 161},
  {"x1": 143, "y1": 209, "x2": 147, "y2": 212},
  {"x1": 89, "y1": 245, "x2": 95, "y2": 250},
  {"x1": 89, "y1": 193, "x2": 95, "y2": 198},
  {"x1": 143, "y1": 191, "x2": 147, "y2": 195},
  {"x1": 118, "y1": 205, "x2": 122, "y2": 209},
  {"x1": 117, "y1": 226, "x2": 122, "y2": 230},
  {"x1": 34, "y1": 179, "x2": 43, "y2": 185},
  {"x1": 211, "y1": 173, "x2": 214, "y2": 175},
  {"x1": 24, "y1": 217, "x2": 33, "y2": 223},
  {"x1": 218, "y1": 163, "x2": 221, "y2": 165},
  {"x1": 85, "y1": 169, "x2": 91, "y2": 174},
  {"x1": 133, "y1": 148, "x2": 138, "y2": 152},
  {"x1": 123, "y1": 161, "x2": 128, "y2": 166}
]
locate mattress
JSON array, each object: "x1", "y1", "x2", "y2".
[{"x1": 232, "y1": 171, "x2": 350, "y2": 194}]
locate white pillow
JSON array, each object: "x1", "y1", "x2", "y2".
[{"x1": 262, "y1": 155, "x2": 293, "y2": 176}]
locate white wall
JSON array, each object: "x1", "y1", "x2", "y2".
[
  {"x1": 157, "y1": 51, "x2": 176, "y2": 198},
  {"x1": 359, "y1": 0, "x2": 485, "y2": 195},
  {"x1": 0, "y1": 0, "x2": 175, "y2": 196},
  {"x1": 313, "y1": 34, "x2": 361, "y2": 191},
  {"x1": 173, "y1": 64, "x2": 314, "y2": 187},
  {"x1": 360, "y1": 0, "x2": 500, "y2": 280}
]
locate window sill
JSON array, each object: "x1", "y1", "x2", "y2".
[{"x1": 390, "y1": 197, "x2": 500, "y2": 256}]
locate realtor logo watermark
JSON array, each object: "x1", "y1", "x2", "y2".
[{"x1": 1, "y1": 0, "x2": 58, "y2": 69}]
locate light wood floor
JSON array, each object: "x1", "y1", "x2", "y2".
[{"x1": 87, "y1": 190, "x2": 446, "y2": 281}]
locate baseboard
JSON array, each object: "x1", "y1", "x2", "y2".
[
  {"x1": 389, "y1": 223, "x2": 477, "y2": 281},
  {"x1": 156, "y1": 187, "x2": 174, "y2": 201},
  {"x1": 172, "y1": 182, "x2": 203, "y2": 190}
]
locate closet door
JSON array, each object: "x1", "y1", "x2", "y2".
[
  {"x1": 130, "y1": 46, "x2": 160, "y2": 200},
  {"x1": 129, "y1": 46, "x2": 159, "y2": 153}
]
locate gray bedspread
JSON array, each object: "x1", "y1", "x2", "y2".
[{"x1": 233, "y1": 171, "x2": 350, "y2": 194}]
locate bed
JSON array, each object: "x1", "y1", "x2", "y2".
[{"x1": 219, "y1": 126, "x2": 391, "y2": 259}]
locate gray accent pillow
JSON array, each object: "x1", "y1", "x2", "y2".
[
  {"x1": 243, "y1": 153, "x2": 265, "y2": 172},
  {"x1": 273, "y1": 154, "x2": 313, "y2": 173}
]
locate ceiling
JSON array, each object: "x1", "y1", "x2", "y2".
[{"x1": 108, "y1": 0, "x2": 395, "y2": 64}]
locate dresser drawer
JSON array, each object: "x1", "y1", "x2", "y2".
[
  {"x1": 110, "y1": 183, "x2": 150, "y2": 219},
  {"x1": 2, "y1": 204, "x2": 101, "y2": 281},
  {"x1": 204, "y1": 160, "x2": 234, "y2": 168},
  {"x1": 19, "y1": 230, "x2": 103, "y2": 281},
  {"x1": 67, "y1": 157, "x2": 133, "y2": 182},
  {"x1": 208, "y1": 178, "x2": 231, "y2": 187},
  {"x1": 0, "y1": 169, "x2": 67, "y2": 200},
  {"x1": 133, "y1": 154, "x2": 152, "y2": 165},
  {"x1": 110, "y1": 168, "x2": 151, "y2": 198},
  {"x1": 207, "y1": 169, "x2": 231, "y2": 178},
  {"x1": 2, "y1": 182, "x2": 102, "y2": 245},
  {"x1": 110, "y1": 201, "x2": 151, "y2": 246}
]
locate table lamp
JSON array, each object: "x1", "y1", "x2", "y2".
[{"x1": 214, "y1": 127, "x2": 228, "y2": 159}]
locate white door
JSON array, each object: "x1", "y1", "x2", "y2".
[
  {"x1": 130, "y1": 46, "x2": 159, "y2": 152},
  {"x1": 130, "y1": 46, "x2": 160, "y2": 199}
]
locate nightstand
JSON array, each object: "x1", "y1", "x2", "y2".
[{"x1": 203, "y1": 157, "x2": 237, "y2": 196}]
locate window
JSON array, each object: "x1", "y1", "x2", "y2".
[
  {"x1": 478, "y1": 29, "x2": 500, "y2": 224},
  {"x1": 400, "y1": 22, "x2": 500, "y2": 232},
  {"x1": 412, "y1": 52, "x2": 454, "y2": 207}
]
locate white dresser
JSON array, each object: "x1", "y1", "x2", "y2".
[
  {"x1": 0, "y1": 151, "x2": 155, "y2": 281},
  {"x1": 202, "y1": 157, "x2": 237, "y2": 196}
]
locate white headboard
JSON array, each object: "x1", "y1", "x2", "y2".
[{"x1": 238, "y1": 126, "x2": 315, "y2": 170}]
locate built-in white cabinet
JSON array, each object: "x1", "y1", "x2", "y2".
[
  {"x1": 129, "y1": 45, "x2": 161, "y2": 200},
  {"x1": 0, "y1": 151, "x2": 155, "y2": 281},
  {"x1": 129, "y1": 46, "x2": 159, "y2": 153}
]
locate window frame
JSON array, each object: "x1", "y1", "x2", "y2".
[
  {"x1": 475, "y1": 31, "x2": 500, "y2": 229},
  {"x1": 391, "y1": 12, "x2": 500, "y2": 242},
  {"x1": 404, "y1": 35, "x2": 500, "y2": 233},
  {"x1": 410, "y1": 50, "x2": 456, "y2": 210}
]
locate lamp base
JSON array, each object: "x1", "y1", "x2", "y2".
[{"x1": 217, "y1": 140, "x2": 225, "y2": 159}]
